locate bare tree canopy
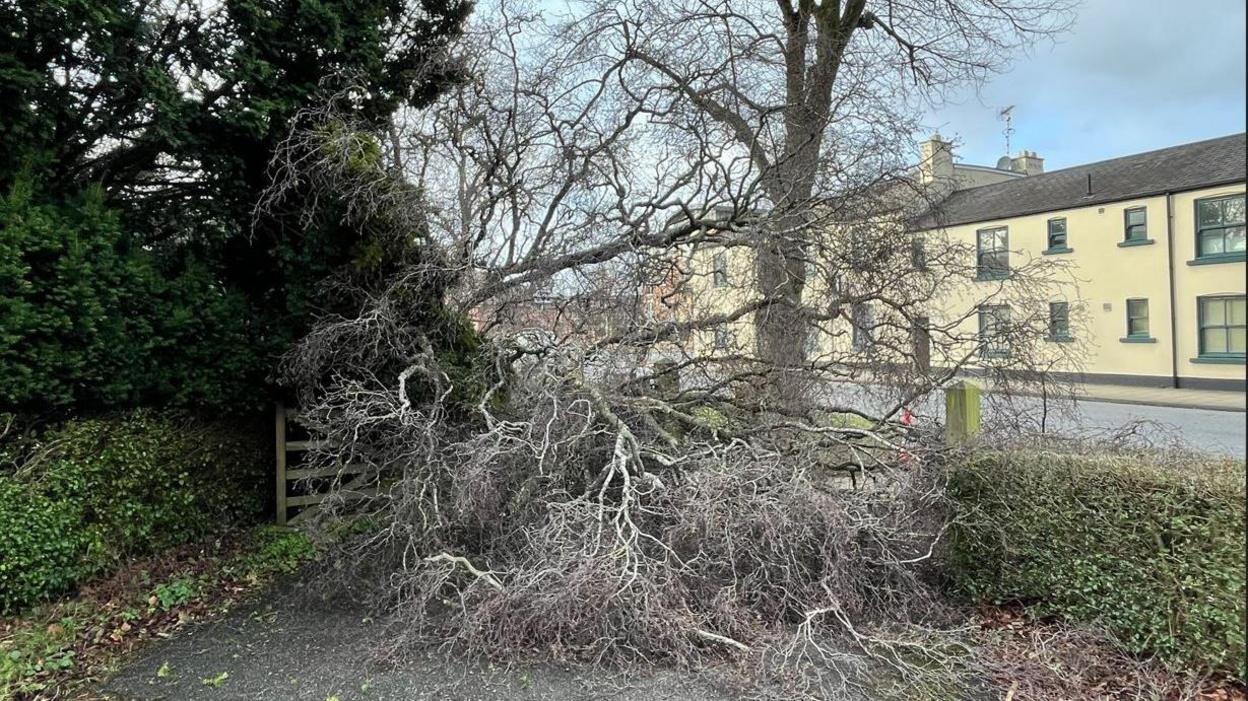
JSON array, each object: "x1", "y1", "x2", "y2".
[{"x1": 274, "y1": 0, "x2": 1085, "y2": 696}]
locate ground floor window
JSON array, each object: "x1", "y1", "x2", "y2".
[
  {"x1": 1198, "y1": 295, "x2": 1246, "y2": 358},
  {"x1": 1048, "y1": 302, "x2": 1071, "y2": 341},
  {"x1": 978, "y1": 304, "x2": 1011, "y2": 358},
  {"x1": 804, "y1": 329, "x2": 820, "y2": 358},
  {"x1": 1125, "y1": 298, "x2": 1150, "y2": 339},
  {"x1": 851, "y1": 302, "x2": 874, "y2": 352}
]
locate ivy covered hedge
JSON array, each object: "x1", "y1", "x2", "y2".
[
  {"x1": 948, "y1": 450, "x2": 1246, "y2": 677},
  {"x1": 0, "y1": 412, "x2": 267, "y2": 613}
]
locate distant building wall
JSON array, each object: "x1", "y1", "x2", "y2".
[{"x1": 923, "y1": 182, "x2": 1245, "y2": 389}]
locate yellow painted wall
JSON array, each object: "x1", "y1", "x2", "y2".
[
  {"x1": 685, "y1": 243, "x2": 759, "y2": 354},
  {"x1": 673, "y1": 183, "x2": 1246, "y2": 387},
  {"x1": 923, "y1": 183, "x2": 1245, "y2": 385}
]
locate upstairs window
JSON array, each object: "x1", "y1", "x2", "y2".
[
  {"x1": 911, "y1": 237, "x2": 928, "y2": 271},
  {"x1": 1048, "y1": 302, "x2": 1071, "y2": 341},
  {"x1": 1125, "y1": 298, "x2": 1151, "y2": 339},
  {"x1": 713, "y1": 326, "x2": 732, "y2": 350},
  {"x1": 1198, "y1": 295, "x2": 1246, "y2": 359},
  {"x1": 976, "y1": 227, "x2": 1009, "y2": 279},
  {"x1": 712, "y1": 252, "x2": 729, "y2": 288},
  {"x1": 1123, "y1": 207, "x2": 1148, "y2": 243},
  {"x1": 826, "y1": 273, "x2": 844, "y2": 317},
  {"x1": 1046, "y1": 218, "x2": 1068, "y2": 251},
  {"x1": 1195, "y1": 195, "x2": 1246, "y2": 260},
  {"x1": 804, "y1": 258, "x2": 819, "y2": 284},
  {"x1": 978, "y1": 305, "x2": 1011, "y2": 358},
  {"x1": 847, "y1": 228, "x2": 877, "y2": 271}
]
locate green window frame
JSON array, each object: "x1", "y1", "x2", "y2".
[
  {"x1": 1046, "y1": 218, "x2": 1069, "y2": 252},
  {"x1": 911, "y1": 237, "x2": 927, "y2": 271},
  {"x1": 1125, "y1": 298, "x2": 1150, "y2": 339},
  {"x1": 1195, "y1": 194, "x2": 1246, "y2": 260},
  {"x1": 1197, "y1": 295, "x2": 1246, "y2": 360},
  {"x1": 851, "y1": 302, "x2": 874, "y2": 352},
  {"x1": 1048, "y1": 302, "x2": 1071, "y2": 341},
  {"x1": 712, "y1": 252, "x2": 729, "y2": 288},
  {"x1": 976, "y1": 226, "x2": 1009, "y2": 280},
  {"x1": 977, "y1": 304, "x2": 1011, "y2": 358},
  {"x1": 804, "y1": 329, "x2": 820, "y2": 358},
  {"x1": 1123, "y1": 207, "x2": 1148, "y2": 243}
]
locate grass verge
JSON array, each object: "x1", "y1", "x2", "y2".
[{"x1": 0, "y1": 526, "x2": 314, "y2": 700}]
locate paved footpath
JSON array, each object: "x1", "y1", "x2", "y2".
[
  {"x1": 97, "y1": 588, "x2": 735, "y2": 701},
  {"x1": 1070, "y1": 384, "x2": 1244, "y2": 412},
  {"x1": 828, "y1": 381, "x2": 1246, "y2": 457}
]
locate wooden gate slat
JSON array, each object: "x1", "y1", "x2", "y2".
[{"x1": 286, "y1": 463, "x2": 371, "y2": 480}]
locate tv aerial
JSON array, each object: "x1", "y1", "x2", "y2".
[{"x1": 997, "y1": 105, "x2": 1016, "y2": 156}]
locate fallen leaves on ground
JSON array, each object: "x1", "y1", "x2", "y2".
[{"x1": 974, "y1": 603, "x2": 1246, "y2": 701}]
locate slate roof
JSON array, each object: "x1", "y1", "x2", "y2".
[{"x1": 920, "y1": 133, "x2": 1246, "y2": 228}]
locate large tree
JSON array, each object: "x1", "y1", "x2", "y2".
[{"x1": 588, "y1": 0, "x2": 1077, "y2": 374}]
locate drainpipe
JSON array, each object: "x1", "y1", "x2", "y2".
[{"x1": 1165, "y1": 191, "x2": 1180, "y2": 388}]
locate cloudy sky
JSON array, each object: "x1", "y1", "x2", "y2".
[{"x1": 924, "y1": 0, "x2": 1247, "y2": 171}]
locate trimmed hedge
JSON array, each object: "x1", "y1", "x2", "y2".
[
  {"x1": 0, "y1": 411, "x2": 267, "y2": 613},
  {"x1": 948, "y1": 451, "x2": 1246, "y2": 677}
]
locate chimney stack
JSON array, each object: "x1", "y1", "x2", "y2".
[
  {"x1": 1010, "y1": 150, "x2": 1044, "y2": 176},
  {"x1": 918, "y1": 133, "x2": 955, "y2": 186}
]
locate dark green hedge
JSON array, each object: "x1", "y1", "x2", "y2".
[
  {"x1": 0, "y1": 412, "x2": 267, "y2": 613},
  {"x1": 0, "y1": 183, "x2": 263, "y2": 413},
  {"x1": 948, "y1": 451, "x2": 1246, "y2": 677}
]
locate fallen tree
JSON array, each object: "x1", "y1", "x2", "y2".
[{"x1": 271, "y1": 1, "x2": 1084, "y2": 696}]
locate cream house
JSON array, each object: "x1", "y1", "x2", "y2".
[
  {"x1": 657, "y1": 133, "x2": 1246, "y2": 391},
  {"x1": 916, "y1": 132, "x2": 1245, "y2": 391}
]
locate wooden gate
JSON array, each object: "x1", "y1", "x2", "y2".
[{"x1": 275, "y1": 403, "x2": 381, "y2": 526}]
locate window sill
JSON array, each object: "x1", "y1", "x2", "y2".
[
  {"x1": 1117, "y1": 238, "x2": 1155, "y2": 248},
  {"x1": 1191, "y1": 355, "x2": 1246, "y2": 365},
  {"x1": 975, "y1": 272, "x2": 1011, "y2": 282},
  {"x1": 1119, "y1": 336, "x2": 1156, "y2": 344},
  {"x1": 1187, "y1": 253, "x2": 1246, "y2": 266},
  {"x1": 1042, "y1": 246, "x2": 1074, "y2": 256},
  {"x1": 1047, "y1": 335, "x2": 1076, "y2": 343}
]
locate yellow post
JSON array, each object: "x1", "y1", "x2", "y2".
[{"x1": 944, "y1": 380, "x2": 982, "y2": 443}]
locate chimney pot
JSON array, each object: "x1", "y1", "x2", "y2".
[
  {"x1": 919, "y1": 133, "x2": 955, "y2": 186},
  {"x1": 1010, "y1": 149, "x2": 1044, "y2": 176}
]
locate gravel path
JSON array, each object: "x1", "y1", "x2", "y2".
[{"x1": 97, "y1": 587, "x2": 736, "y2": 701}]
